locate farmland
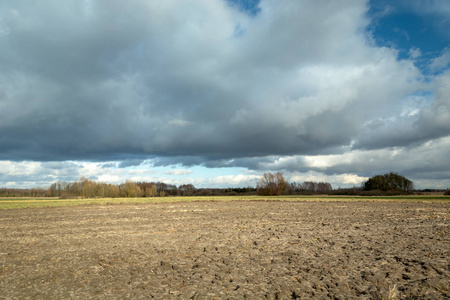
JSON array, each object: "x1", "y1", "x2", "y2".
[
  {"x1": 0, "y1": 197, "x2": 449, "y2": 298},
  {"x1": 0, "y1": 195, "x2": 448, "y2": 210}
]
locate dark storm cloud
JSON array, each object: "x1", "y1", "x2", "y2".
[
  {"x1": 118, "y1": 159, "x2": 145, "y2": 168},
  {"x1": 0, "y1": 0, "x2": 449, "y2": 186}
]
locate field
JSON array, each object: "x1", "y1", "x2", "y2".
[
  {"x1": 0, "y1": 195, "x2": 448, "y2": 210},
  {"x1": 0, "y1": 197, "x2": 449, "y2": 299}
]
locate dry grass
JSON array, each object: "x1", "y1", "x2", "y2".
[
  {"x1": 387, "y1": 284, "x2": 398, "y2": 300},
  {"x1": 0, "y1": 195, "x2": 448, "y2": 210}
]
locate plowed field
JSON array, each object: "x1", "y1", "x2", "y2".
[{"x1": 0, "y1": 200, "x2": 449, "y2": 299}]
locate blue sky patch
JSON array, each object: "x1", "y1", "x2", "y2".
[
  {"x1": 226, "y1": 0, "x2": 261, "y2": 16},
  {"x1": 368, "y1": 0, "x2": 450, "y2": 74}
]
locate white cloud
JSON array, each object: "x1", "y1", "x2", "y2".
[
  {"x1": 409, "y1": 47, "x2": 422, "y2": 59},
  {"x1": 0, "y1": 160, "x2": 259, "y2": 189},
  {"x1": 430, "y1": 48, "x2": 450, "y2": 72},
  {"x1": 202, "y1": 174, "x2": 260, "y2": 187},
  {"x1": 164, "y1": 169, "x2": 194, "y2": 176},
  {"x1": 288, "y1": 171, "x2": 368, "y2": 189}
]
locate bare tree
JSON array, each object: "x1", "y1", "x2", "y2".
[{"x1": 257, "y1": 172, "x2": 287, "y2": 196}]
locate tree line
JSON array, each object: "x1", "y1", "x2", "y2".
[
  {"x1": 0, "y1": 174, "x2": 334, "y2": 198},
  {"x1": 256, "y1": 172, "x2": 332, "y2": 196},
  {"x1": 0, "y1": 188, "x2": 48, "y2": 198},
  {"x1": 47, "y1": 177, "x2": 198, "y2": 198},
  {"x1": 45, "y1": 177, "x2": 259, "y2": 198},
  {"x1": 1, "y1": 172, "x2": 438, "y2": 198},
  {"x1": 256, "y1": 172, "x2": 421, "y2": 196}
]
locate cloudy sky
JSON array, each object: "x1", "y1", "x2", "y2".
[{"x1": 1, "y1": 0, "x2": 449, "y2": 189}]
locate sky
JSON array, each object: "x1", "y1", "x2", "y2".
[{"x1": 0, "y1": 0, "x2": 449, "y2": 190}]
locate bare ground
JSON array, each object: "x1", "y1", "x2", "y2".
[{"x1": 0, "y1": 200, "x2": 449, "y2": 299}]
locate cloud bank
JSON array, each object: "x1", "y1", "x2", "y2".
[{"x1": 0, "y1": 0, "x2": 449, "y2": 188}]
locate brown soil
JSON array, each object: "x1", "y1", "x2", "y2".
[{"x1": 0, "y1": 200, "x2": 449, "y2": 299}]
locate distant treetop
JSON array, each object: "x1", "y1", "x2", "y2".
[{"x1": 364, "y1": 172, "x2": 414, "y2": 193}]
